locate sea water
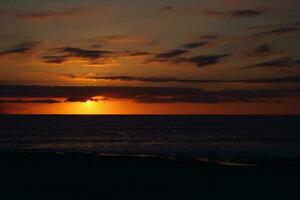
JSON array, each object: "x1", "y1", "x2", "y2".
[{"x1": 0, "y1": 115, "x2": 299, "y2": 159}]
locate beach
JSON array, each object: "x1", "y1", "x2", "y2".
[{"x1": 1, "y1": 152, "x2": 299, "y2": 199}]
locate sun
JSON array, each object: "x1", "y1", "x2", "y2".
[{"x1": 85, "y1": 100, "x2": 92, "y2": 104}]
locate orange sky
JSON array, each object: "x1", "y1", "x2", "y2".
[
  {"x1": 0, "y1": 0, "x2": 300, "y2": 114},
  {"x1": 1, "y1": 99, "x2": 299, "y2": 115}
]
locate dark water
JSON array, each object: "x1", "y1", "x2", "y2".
[{"x1": 0, "y1": 115, "x2": 299, "y2": 159}]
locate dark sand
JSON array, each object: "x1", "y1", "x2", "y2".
[{"x1": 0, "y1": 153, "x2": 299, "y2": 199}]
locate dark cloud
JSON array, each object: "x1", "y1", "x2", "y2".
[
  {"x1": 43, "y1": 47, "x2": 113, "y2": 64},
  {"x1": 0, "y1": 41, "x2": 39, "y2": 56},
  {"x1": 58, "y1": 47, "x2": 111, "y2": 59},
  {"x1": 204, "y1": 9, "x2": 265, "y2": 19},
  {"x1": 43, "y1": 55, "x2": 68, "y2": 64},
  {"x1": 1, "y1": 85, "x2": 298, "y2": 104},
  {"x1": 245, "y1": 44, "x2": 282, "y2": 57},
  {"x1": 189, "y1": 54, "x2": 230, "y2": 67},
  {"x1": 195, "y1": 35, "x2": 220, "y2": 40},
  {"x1": 0, "y1": 7, "x2": 91, "y2": 21},
  {"x1": 163, "y1": 6, "x2": 265, "y2": 19},
  {"x1": 156, "y1": 49, "x2": 188, "y2": 58},
  {"x1": 249, "y1": 57, "x2": 298, "y2": 68},
  {"x1": 16, "y1": 8, "x2": 85, "y2": 20},
  {"x1": 255, "y1": 27, "x2": 299, "y2": 36},
  {"x1": 145, "y1": 41, "x2": 229, "y2": 67},
  {"x1": 146, "y1": 53, "x2": 230, "y2": 67},
  {"x1": 182, "y1": 42, "x2": 208, "y2": 49},
  {"x1": 84, "y1": 76, "x2": 221, "y2": 83},
  {"x1": 0, "y1": 99, "x2": 62, "y2": 104},
  {"x1": 243, "y1": 75, "x2": 300, "y2": 83},
  {"x1": 99, "y1": 35, "x2": 147, "y2": 44},
  {"x1": 129, "y1": 52, "x2": 152, "y2": 57},
  {"x1": 43, "y1": 46, "x2": 151, "y2": 64},
  {"x1": 66, "y1": 74, "x2": 300, "y2": 84},
  {"x1": 231, "y1": 10, "x2": 263, "y2": 18}
]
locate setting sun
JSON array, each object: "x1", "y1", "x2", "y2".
[{"x1": 86, "y1": 100, "x2": 92, "y2": 104}]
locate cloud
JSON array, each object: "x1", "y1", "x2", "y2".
[
  {"x1": 70, "y1": 75, "x2": 221, "y2": 83},
  {"x1": 231, "y1": 10, "x2": 264, "y2": 18},
  {"x1": 245, "y1": 44, "x2": 282, "y2": 57},
  {"x1": 0, "y1": 5, "x2": 114, "y2": 21},
  {"x1": 248, "y1": 21, "x2": 300, "y2": 37},
  {"x1": 43, "y1": 47, "x2": 114, "y2": 65},
  {"x1": 189, "y1": 54, "x2": 230, "y2": 67},
  {"x1": 0, "y1": 41, "x2": 39, "y2": 56},
  {"x1": 248, "y1": 57, "x2": 299, "y2": 68},
  {"x1": 43, "y1": 46, "x2": 153, "y2": 65},
  {"x1": 191, "y1": 34, "x2": 239, "y2": 50},
  {"x1": 99, "y1": 35, "x2": 147, "y2": 44},
  {"x1": 0, "y1": 85, "x2": 298, "y2": 104},
  {"x1": 0, "y1": 7, "x2": 93, "y2": 21},
  {"x1": 146, "y1": 53, "x2": 230, "y2": 67},
  {"x1": 195, "y1": 35, "x2": 221, "y2": 40},
  {"x1": 63, "y1": 74, "x2": 300, "y2": 84},
  {"x1": 58, "y1": 47, "x2": 111, "y2": 59},
  {"x1": 161, "y1": 5, "x2": 266, "y2": 19},
  {"x1": 204, "y1": 9, "x2": 264, "y2": 18},
  {"x1": 182, "y1": 42, "x2": 208, "y2": 49},
  {"x1": 156, "y1": 49, "x2": 188, "y2": 59},
  {"x1": 16, "y1": 8, "x2": 83, "y2": 20},
  {"x1": 0, "y1": 99, "x2": 62, "y2": 104},
  {"x1": 42, "y1": 55, "x2": 68, "y2": 64},
  {"x1": 161, "y1": 6, "x2": 175, "y2": 11},
  {"x1": 128, "y1": 52, "x2": 152, "y2": 57},
  {"x1": 255, "y1": 27, "x2": 299, "y2": 37},
  {"x1": 145, "y1": 40, "x2": 230, "y2": 67},
  {"x1": 242, "y1": 75, "x2": 300, "y2": 83}
]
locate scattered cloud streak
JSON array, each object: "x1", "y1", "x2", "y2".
[
  {"x1": 203, "y1": 9, "x2": 265, "y2": 19},
  {"x1": 163, "y1": 5, "x2": 267, "y2": 19},
  {"x1": 63, "y1": 74, "x2": 300, "y2": 84},
  {"x1": 145, "y1": 53, "x2": 230, "y2": 67},
  {"x1": 0, "y1": 99, "x2": 61, "y2": 104},
  {"x1": 248, "y1": 21, "x2": 300, "y2": 38},
  {"x1": 182, "y1": 42, "x2": 208, "y2": 49},
  {"x1": 248, "y1": 57, "x2": 299, "y2": 68},
  {"x1": 245, "y1": 44, "x2": 282, "y2": 57},
  {"x1": 16, "y1": 8, "x2": 83, "y2": 20},
  {"x1": 156, "y1": 49, "x2": 188, "y2": 59},
  {"x1": 189, "y1": 54, "x2": 230, "y2": 67},
  {"x1": 0, "y1": 6, "x2": 111, "y2": 21},
  {"x1": 145, "y1": 41, "x2": 230, "y2": 68},
  {"x1": 255, "y1": 27, "x2": 299, "y2": 36},
  {"x1": 43, "y1": 47, "x2": 115, "y2": 65},
  {"x1": 0, "y1": 41, "x2": 39, "y2": 56},
  {"x1": 99, "y1": 35, "x2": 147, "y2": 44}
]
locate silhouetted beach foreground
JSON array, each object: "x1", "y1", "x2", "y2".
[
  {"x1": 0, "y1": 152, "x2": 299, "y2": 199},
  {"x1": 1, "y1": 115, "x2": 300, "y2": 199}
]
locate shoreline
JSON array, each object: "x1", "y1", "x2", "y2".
[{"x1": 0, "y1": 152, "x2": 299, "y2": 199}]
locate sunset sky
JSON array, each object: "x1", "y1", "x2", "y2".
[{"x1": 0, "y1": 0, "x2": 300, "y2": 114}]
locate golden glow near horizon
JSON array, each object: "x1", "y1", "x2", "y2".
[
  {"x1": 0, "y1": 100, "x2": 299, "y2": 115},
  {"x1": 85, "y1": 100, "x2": 92, "y2": 104}
]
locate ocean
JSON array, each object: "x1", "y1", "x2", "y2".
[{"x1": 0, "y1": 115, "x2": 299, "y2": 159}]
